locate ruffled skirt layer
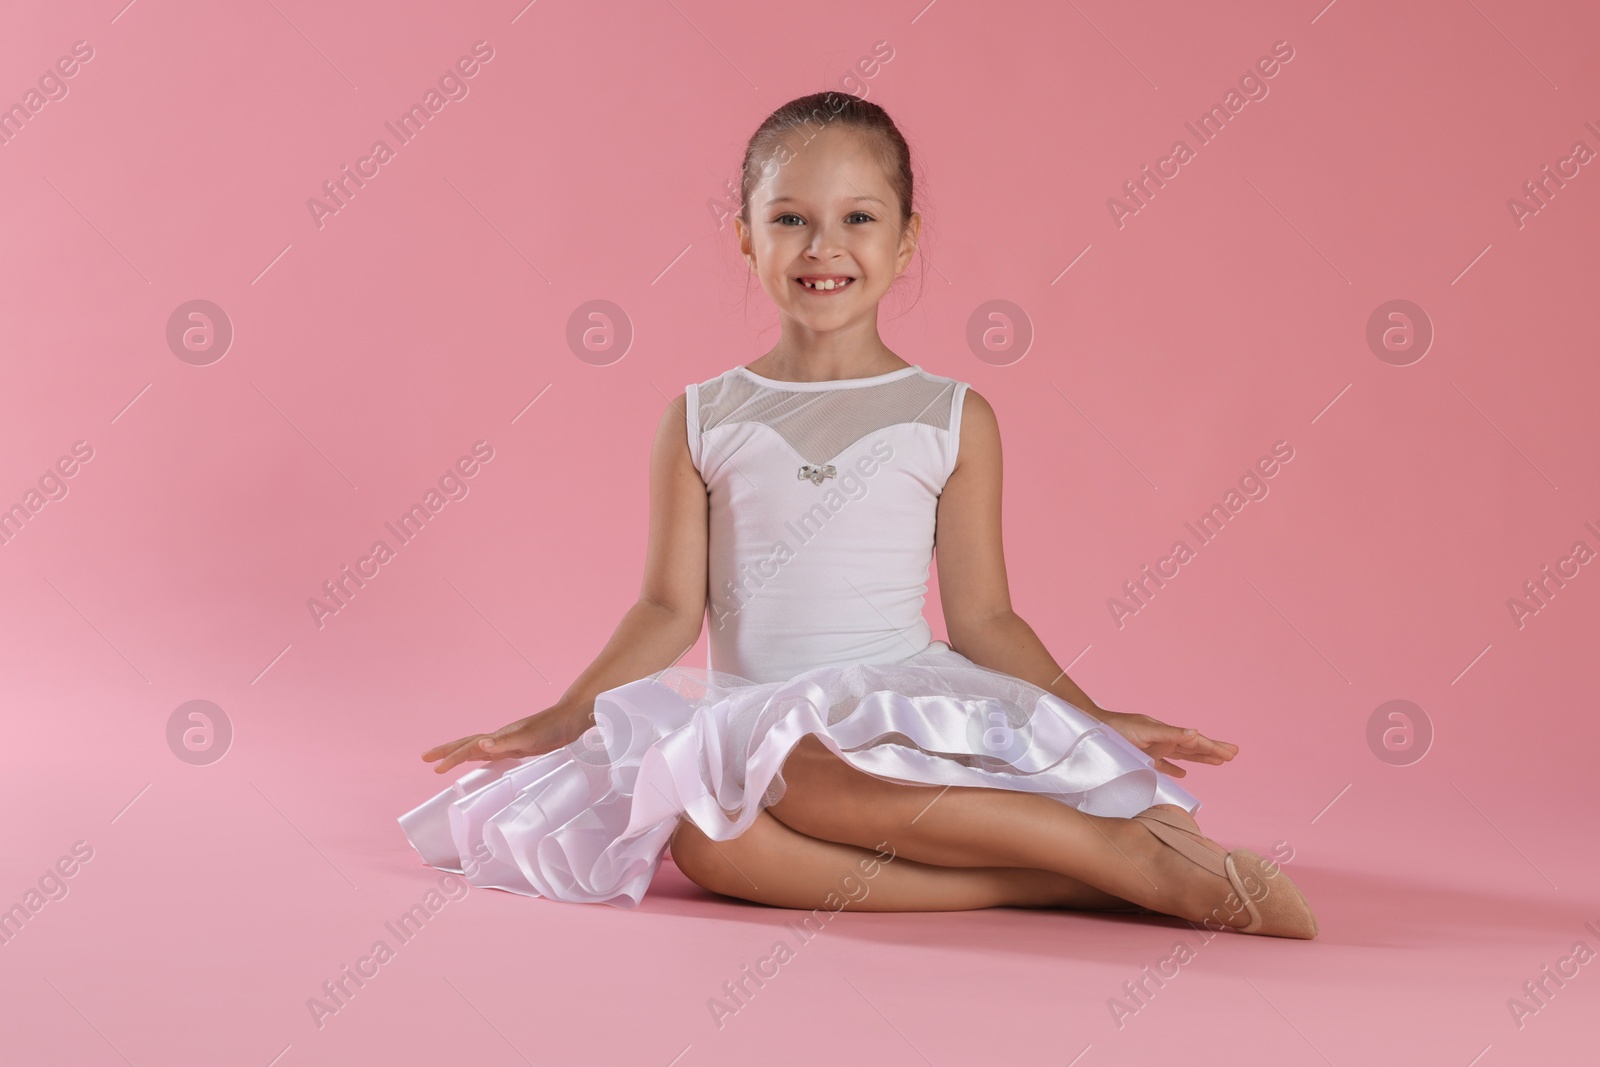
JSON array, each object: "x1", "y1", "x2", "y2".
[{"x1": 397, "y1": 640, "x2": 1200, "y2": 908}]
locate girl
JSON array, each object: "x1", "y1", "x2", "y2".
[{"x1": 400, "y1": 91, "x2": 1318, "y2": 939}]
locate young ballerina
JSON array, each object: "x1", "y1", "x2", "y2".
[{"x1": 400, "y1": 91, "x2": 1318, "y2": 939}]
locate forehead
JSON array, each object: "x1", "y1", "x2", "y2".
[{"x1": 758, "y1": 125, "x2": 891, "y2": 203}]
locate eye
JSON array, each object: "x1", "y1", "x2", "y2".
[{"x1": 772, "y1": 212, "x2": 876, "y2": 226}]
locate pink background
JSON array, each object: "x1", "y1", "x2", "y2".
[{"x1": 3, "y1": 1, "x2": 1597, "y2": 1064}]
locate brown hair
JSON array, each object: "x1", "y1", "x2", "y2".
[{"x1": 738, "y1": 91, "x2": 916, "y2": 229}]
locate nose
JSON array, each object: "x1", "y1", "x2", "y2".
[{"x1": 804, "y1": 218, "x2": 850, "y2": 259}]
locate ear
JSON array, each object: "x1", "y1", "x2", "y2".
[{"x1": 897, "y1": 211, "x2": 922, "y2": 270}]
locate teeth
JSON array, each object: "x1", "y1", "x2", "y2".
[{"x1": 801, "y1": 278, "x2": 853, "y2": 290}]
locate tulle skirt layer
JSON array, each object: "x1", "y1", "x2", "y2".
[{"x1": 397, "y1": 640, "x2": 1201, "y2": 908}]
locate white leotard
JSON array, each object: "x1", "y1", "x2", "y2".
[{"x1": 685, "y1": 363, "x2": 971, "y2": 684}]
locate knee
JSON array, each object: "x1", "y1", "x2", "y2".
[
  {"x1": 669, "y1": 820, "x2": 722, "y2": 892},
  {"x1": 670, "y1": 818, "x2": 759, "y2": 899},
  {"x1": 767, "y1": 736, "x2": 852, "y2": 835}
]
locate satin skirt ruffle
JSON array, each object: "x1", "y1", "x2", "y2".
[{"x1": 397, "y1": 640, "x2": 1201, "y2": 908}]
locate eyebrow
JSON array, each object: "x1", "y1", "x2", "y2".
[{"x1": 766, "y1": 195, "x2": 886, "y2": 206}]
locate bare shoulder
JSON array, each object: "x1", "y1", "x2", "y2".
[
  {"x1": 648, "y1": 391, "x2": 701, "y2": 486},
  {"x1": 639, "y1": 389, "x2": 708, "y2": 616},
  {"x1": 952, "y1": 386, "x2": 1001, "y2": 478},
  {"x1": 659, "y1": 389, "x2": 689, "y2": 429},
  {"x1": 653, "y1": 390, "x2": 691, "y2": 453}
]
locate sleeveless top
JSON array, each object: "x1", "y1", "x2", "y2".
[{"x1": 685, "y1": 363, "x2": 971, "y2": 684}]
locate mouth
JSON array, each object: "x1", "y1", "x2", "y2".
[{"x1": 795, "y1": 275, "x2": 856, "y2": 293}]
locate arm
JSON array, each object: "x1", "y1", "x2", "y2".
[
  {"x1": 554, "y1": 389, "x2": 709, "y2": 707},
  {"x1": 422, "y1": 391, "x2": 709, "y2": 773},
  {"x1": 931, "y1": 389, "x2": 1237, "y2": 777}
]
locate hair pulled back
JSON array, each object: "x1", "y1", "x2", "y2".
[{"x1": 738, "y1": 91, "x2": 915, "y2": 229}]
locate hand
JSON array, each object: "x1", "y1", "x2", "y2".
[
  {"x1": 1092, "y1": 708, "x2": 1239, "y2": 778},
  {"x1": 420, "y1": 700, "x2": 595, "y2": 776}
]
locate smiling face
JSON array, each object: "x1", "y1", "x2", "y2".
[{"x1": 736, "y1": 123, "x2": 921, "y2": 334}]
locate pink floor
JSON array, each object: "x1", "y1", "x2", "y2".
[{"x1": 2, "y1": 666, "x2": 1594, "y2": 1066}]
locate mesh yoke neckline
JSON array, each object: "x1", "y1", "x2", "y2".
[{"x1": 736, "y1": 364, "x2": 921, "y2": 391}]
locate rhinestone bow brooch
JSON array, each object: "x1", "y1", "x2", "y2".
[{"x1": 797, "y1": 463, "x2": 837, "y2": 485}]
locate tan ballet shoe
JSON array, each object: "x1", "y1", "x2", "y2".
[{"x1": 1131, "y1": 805, "x2": 1319, "y2": 940}]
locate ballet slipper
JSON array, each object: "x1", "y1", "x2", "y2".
[{"x1": 1131, "y1": 805, "x2": 1319, "y2": 940}]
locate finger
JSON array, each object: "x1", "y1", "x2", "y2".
[
  {"x1": 1170, "y1": 726, "x2": 1232, "y2": 747},
  {"x1": 422, "y1": 736, "x2": 481, "y2": 761},
  {"x1": 1153, "y1": 757, "x2": 1186, "y2": 777},
  {"x1": 1172, "y1": 746, "x2": 1228, "y2": 762},
  {"x1": 1162, "y1": 740, "x2": 1235, "y2": 764},
  {"x1": 1151, "y1": 725, "x2": 1205, "y2": 746},
  {"x1": 1176, "y1": 737, "x2": 1237, "y2": 760},
  {"x1": 481, "y1": 732, "x2": 534, "y2": 757},
  {"x1": 431, "y1": 738, "x2": 490, "y2": 775}
]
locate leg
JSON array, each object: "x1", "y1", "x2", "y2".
[
  {"x1": 766, "y1": 736, "x2": 1248, "y2": 927},
  {"x1": 669, "y1": 810, "x2": 1135, "y2": 913}
]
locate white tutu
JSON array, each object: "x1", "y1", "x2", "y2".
[{"x1": 397, "y1": 640, "x2": 1201, "y2": 908}]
